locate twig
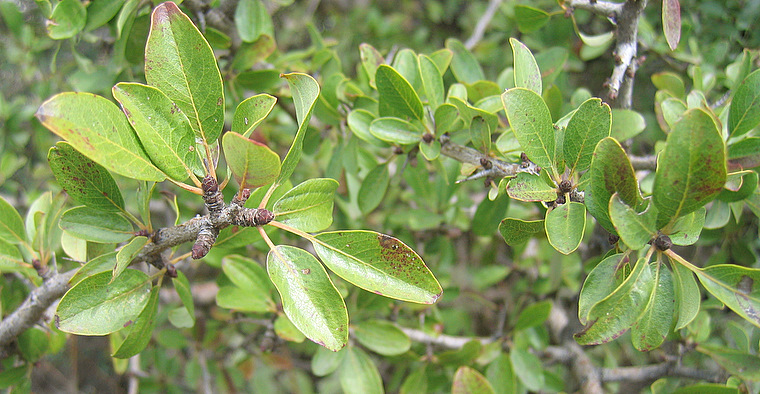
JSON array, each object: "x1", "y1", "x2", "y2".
[
  {"x1": 439, "y1": 134, "x2": 540, "y2": 181},
  {"x1": 546, "y1": 301, "x2": 603, "y2": 394},
  {"x1": 465, "y1": 0, "x2": 504, "y2": 50},
  {"x1": 601, "y1": 362, "x2": 724, "y2": 383},
  {"x1": 562, "y1": 0, "x2": 623, "y2": 17},
  {"x1": 629, "y1": 154, "x2": 657, "y2": 171},
  {"x1": 399, "y1": 327, "x2": 493, "y2": 349}
]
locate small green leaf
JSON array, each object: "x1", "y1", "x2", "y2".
[
  {"x1": 215, "y1": 285, "x2": 273, "y2": 312},
  {"x1": 113, "y1": 82, "x2": 196, "y2": 181},
  {"x1": 510, "y1": 38, "x2": 542, "y2": 95},
  {"x1": 545, "y1": 202, "x2": 586, "y2": 255},
  {"x1": 0, "y1": 195, "x2": 26, "y2": 245},
  {"x1": 273, "y1": 178, "x2": 338, "y2": 232},
  {"x1": 510, "y1": 348, "x2": 544, "y2": 392},
  {"x1": 145, "y1": 2, "x2": 224, "y2": 143},
  {"x1": 358, "y1": 164, "x2": 391, "y2": 214},
  {"x1": 499, "y1": 218, "x2": 544, "y2": 246},
  {"x1": 472, "y1": 194, "x2": 509, "y2": 237},
  {"x1": 729, "y1": 69, "x2": 760, "y2": 137},
  {"x1": 671, "y1": 258, "x2": 700, "y2": 330},
  {"x1": 698, "y1": 343, "x2": 760, "y2": 380},
  {"x1": 668, "y1": 207, "x2": 706, "y2": 246},
  {"x1": 48, "y1": 142, "x2": 124, "y2": 212},
  {"x1": 0, "y1": 239, "x2": 35, "y2": 277},
  {"x1": 231, "y1": 94, "x2": 277, "y2": 138},
  {"x1": 514, "y1": 300, "x2": 552, "y2": 331},
  {"x1": 419, "y1": 54, "x2": 444, "y2": 109},
  {"x1": 274, "y1": 313, "x2": 306, "y2": 343},
  {"x1": 112, "y1": 236, "x2": 147, "y2": 281},
  {"x1": 579, "y1": 255, "x2": 628, "y2": 324},
  {"x1": 223, "y1": 131, "x2": 281, "y2": 190},
  {"x1": 46, "y1": 0, "x2": 86, "y2": 39},
  {"x1": 695, "y1": 264, "x2": 760, "y2": 328},
  {"x1": 354, "y1": 320, "x2": 411, "y2": 356},
  {"x1": 60, "y1": 207, "x2": 133, "y2": 243},
  {"x1": 222, "y1": 255, "x2": 271, "y2": 295},
  {"x1": 231, "y1": 34, "x2": 276, "y2": 71},
  {"x1": 514, "y1": 5, "x2": 550, "y2": 33},
  {"x1": 172, "y1": 270, "x2": 195, "y2": 322},
  {"x1": 234, "y1": 0, "x2": 273, "y2": 42},
  {"x1": 652, "y1": 72, "x2": 686, "y2": 98},
  {"x1": 277, "y1": 73, "x2": 320, "y2": 184},
  {"x1": 575, "y1": 257, "x2": 655, "y2": 345},
  {"x1": 585, "y1": 137, "x2": 640, "y2": 234},
  {"x1": 502, "y1": 88, "x2": 556, "y2": 171},
  {"x1": 36, "y1": 93, "x2": 166, "y2": 182},
  {"x1": 267, "y1": 245, "x2": 348, "y2": 351},
  {"x1": 564, "y1": 98, "x2": 611, "y2": 174},
  {"x1": 70, "y1": 252, "x2": 117, "y2": 285},
  {"x1": 312, "y1": 231, "x2": 443, "y2": 304},
  {"x1": 56, "y1": 270, "x2": 152, "y2": 335},
  {"x1": 401, "y1": 365, "x2": 428, "y2": 394},
  {"x1": 609, "y1": 195, "x2": 657, "y2": 250},
  {"x1": 610, "y1": 109, "x2": 646, "y2": 141},
  {"x1": 470, "y1": 116, "x2": 491, "y2": 153},
  {"x1": 312, "y1": 346, "x2": 346, "y2": 377},
  {"x1": 369, "y1": 117, "x2": 423, "y2": 145},
  {"x1": 339, "y1": 347, "x2": 384, "y2": 394},
  {"x1": 348, "y1": 109, "x2": 387, "y2": 146},
  {"x1": 359, "y1": 43, "x2": 385, "y2": 88},
  {"x1": 507, "y1": 172, "x2": 557, "y2": 202},
  {"x1": 446, "y1": 38, "x2": 485, "y2": 84},
  {"x1": 486, "y1": 354, "x2": 520, "y2": 394},
  {"x1": 85, "y1": 0, "x2": 126, "y2": 31},
  {"x1": 18, "y1": 327, "x2": 48, "y2": 362},
  {"x1": 653, "y1": 109, "x2": 727, "y2": 228},
  {"x1": 112, "y1": 286, "x2": 159, "y2": 358},
  {"x1": 376, "y1": 65, "x2": 424, "y2": 121},
  {"x1": 452, "y1": 366, "x2": 496, "y2": 394},
  {"x1": 662, "y1": 0, "x2": 681, "y2": 51},
  {"x1": 434, "y1": 103, "x2": 460, "y2": 135},
  {"x1": 631, "y1": 263, "x2": 675, "y2": 351}
]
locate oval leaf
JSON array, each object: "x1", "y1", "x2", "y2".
[
  {"x1": 112, "y1": 286, "x2": 160, "y2": 358},
  {"x1": 267, "y1": 245, "x2": 348, "y2": 351},
  {"x1": 56, "y1": 270, "x2": 152, "y2": 335},
  {"x1": 545, "y1": 202, "x2": 586, "y2": 255},
  {"x1": 729, "y1": 69, "x2": 760, "y2": 137},
  {"x1": 499, "y1": 218, "x2": 544, "y2": 246},
  {"x1": 339, "y1": 347, "x2": 384, "y2": 394},
  {"x1": 663, "y1": 0, "x2": 681, "y2": 51},
  {"x1": 510, "y1": 38, "x2": 542, "y2": 94},
  {"x1": 353, "y1": 320, "x2": 411, "y2": 356},
  {"x1": 609, "y1": 194, "x2": 657, "y2": 250},
  {"x1": 671, "y1": 258, "x2": 700, "y2": 329},
  {"x1": 452, "y1": 366, "x2": 496, "y2": 394},
  {"x1": 273, "y1": 178, "x2": 338, "y2": 232},
  {"x1": 695, "y1": 264, "x2": 760, "y2": 328},
  {"x1": 0, "y1": 196, "x2": 26, "y2": 245},
  {"x1": 60, "y1": 206, "x2": 133, "y2": 243},
  {"x1": 502, "y1": 88, "x2": 556, "y2": 171},
  {"x1": 563, "y1": 98, "x2": 611, "y2": 174},
  {"x1": 232, "y1": 94, "x2": 277, "y2": 138},
  {"x1": 507, "y1": 172, "x2": 557, "y2": 202},
  {"x1": 631, "y1": 262, "x2": 675, "y2": 351},
  {"x1": 419, "y1": 54, "x2": 444, "y2": 109},
  {"x1": 112, "y1": 82, "x2": 196, "y2": 181},
  {"x1": 446, "y1": 38, "x2": 485, "y2": 84},
  {"x1": 36, "y1": 93, "x2": 165, "y2": 182},
  {"x1": 376, "y1": 65, "x2": 423, "y2": 121},
  {"x1": 145, "y1": 1, "x2": 224, "y2": 143},
  {"x1": 369, "y1": 117, "x2": 422, "y2": 145},
  {"x1": 358, "y1": 164, "x2": 391, "y2": 214},
  {"x1": 312, "y1": 231, "x2": 442, "y2": 304},
  {"x1": 223, "y1": 131, "x2": 281, "y2": 190},
  {"x1": 277, "y1": 73, "x2": 320, "y2": 184}
]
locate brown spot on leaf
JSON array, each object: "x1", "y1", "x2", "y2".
[{"x1": 123, "y1": 320, "x2": 133, "y2": 328}]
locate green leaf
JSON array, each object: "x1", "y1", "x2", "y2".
[
  {"x1": 434, "y1": 103, "x2": 460, "y2": 134},
  {"x1": 631, "y1": 263, "x2": 675, "y2": 351},
  {"x1": 215, "y1": 285, "x2": 273, "y2": 312},
  {"x1": 85, "y1": 0, "x2": 126, "y2": 31},
  {"x1": 46, "y1": 0, "x2": 86, "y2": 39},
  {"x1": 56, "y1": 270, "x2": 152, "y2": 335},
  {"x1": 698, "y1": 344, "x2": 760, "y2": 380},
  {"x1": 486, "y1": 354, "x2": 520, "y2": 394},
  {"x1": 0, "y1": 195, "x2": 26, "y2": 245},
  {"x1": 652, "y1": 72, "x2": 686, "y2": 98},
  {"x1": 575, "y1": 257, "x2": 655, "y2": 345},
  {"x1": 231, "y1": 34, "x2": 276, "y2": 71},
  {"x1": 369, "y1": 117, "x2": 422, "y2": 145},
  {"x1": 729, "y1": 69, "x2": 760, "y2": 137},
  {"x1": 376, "y1": 65, "x2": 424, "y2": 121},
  {"x1": 514, "y1": 300, "x2": 552, "y2": 331},
  {"x1": 172, "y1": 270, "x2": 195, "y2": 322},
  {"x1": 469, "y1": 116, "x2": 491, "y2": 153},
  {"x1": 419, "y1": 54, "x2": 444, "y2": 109},
  {"x1": 113, "y1": 82, "x2": 196, "y2": 181},
  {"x1": 452, "y1": 366, "x2": 496, "y2": 394},
  {"x1": 348, "y1": 109, "x2": 387, "y2": 146},
  {"x1": 112, "y1": 236, "x2": 147, "y2": 281},
  {"x1": 112, "y1": 286, "x2": 159, "y2": 358},
  {"x1": 18, "y1": 327, "x2": 48, "y2": 362},
  {"x1": 671, "y1": 258, "x2": 700, "y2": 329},
  {"x1": 510, "y1": 348, "x2": 544, "y2": 392},
  {"x1": 499, "y1": 218, "x2": 544, "y2": 246},
  {"x1": 267, "y1": 245, "x2": 348, "y2": 351},
  {"x1": 234, "y1": 0, "x2": 273, "y2": 43},
  {"x1": 353, "y1": 320, "x2": 411, "y2": 356},
  {"x1": 312, "y1": 231, "x2": 443, "y2": 304},
  {"x1": 312, "y1": 346, "x2": 346, "y2": 377},
  {"x1": 585, "y1": 137, "x2": 640, "y2": 234},
  {"x1": 274, "y1": 313, "x2": 306, "y2": 343},
  {"x1": 446, "y1": 38, "x2": 485, "y2": 84},
  {"x1": 579, "y1": 254, "x2": 626, "y2": 324},
  {"x1": 359, "y1": 43, "x2": 385, "y2": 88},
  {"x1": 653, "y1": 109, "x2": 727, "y2": 228},
  {"x1": 472, "y1": 194, "x2": 509, "y2": 237},
  {"x1": 145, "y1": 2, "x2": 224, "y2": 143},
  {"x1": 545, "y1": 202, "x2": 586, "y2": 255},
  {"x1": 510, "y1": 38, "x2": 542, "y2": 95},
  {"x1": 672, "y1": 384, "x2": 739, "y2": 394},
  {"x1": 223, "y1": 131, "x2": 281, "y2": 190},
  {"x1": 507, "y1": 172, "x2": 557, "y2": 202},
  {"x1": 48, "y1": 142, "x2": 124, "y2": 212},
  {"x1": 358, "y1": 164, "x2": 391, "y2": 214},
  {"x1": 60, "y1": 206, "x2": 133, "y2": 243},
  {"x1": 514, "y1": 5, "x2": 550, "y2": 33},
  {"x1": 273, "y1": 178, "x2": 338, "y2": 232},
  {"x1": 564, "y1": 98, "x2": 611, "y2": 174},
  {"x1": 695, "y1": 264, "x2": 760, "y2": 328},
  {"x1": 610, "y1": 109, "x2": 646, "y2": 141},
  {"x1": 662, "y1": 0, "x2": 681, "y2": 50},
  {"x1": 70, "y1": 252, "x2": 117, "y2": 286},
  {"x1": 277, "y1": 73, "x2": 320, "y2": 184},
  {"x1": 0, "y1": 239, "x2": 35, "y2": 277},
  {"x1": 222, "y1": 255, "x2": 271, "y2": 295},
  {"x1": 502, "y1": 88, "x2": 556, "y2": 171},
  {"x1": 401, "y1": 365, "x2": 428, "y2": 394},
  {"x1": 668, "y1": 207, "x2": 706, "y2": 246},
  {"x1": 609, "y1": 195, "x2": 657, "y2": 250},
  {"x1": 339, "y1": 347, "x2": 384, "y2": 394},
  {"x1": 36, "y1": 93, "x2": 166, "y2": 182},
  {"x1": 231, "y1": 94, "x2": 277, "y2": 138}
]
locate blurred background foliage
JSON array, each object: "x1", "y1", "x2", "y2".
[{"x1": 1, "y1": 0, "x2": 760, "y2": 392}]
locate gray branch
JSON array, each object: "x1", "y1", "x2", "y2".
[
  {"x1": 465, "y1": 0, "x2": 504, "y2": 50},
  {"x1": 438, "y1": 134, "x2": 540, "y2": 182}
]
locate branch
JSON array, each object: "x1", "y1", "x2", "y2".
[
  {"x1": 629, "y1": 154, "x2": 657, "y2": 171},
  {"x1": 399, "y1": 327, "x2": 493, "y2": 349},
  {"x1": 465, "y1": 0, "x2": 504, "y2": 50},
  {"x1": 0, "y1": 269, "x2": 76, "y2": 349},
  {"x1": 438, "y1": 134, "x2": 540, "y2": 182},
  {"x1": 562, "y1": 0, "x2": 624, "y2": 17},
  {"x1": 601, "y1": 362, "x2": 724, "y2": 383}
]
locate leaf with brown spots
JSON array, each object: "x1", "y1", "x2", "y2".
[
  {"x1": 695, "y1": 264, "x2": 760, "y2": 328},
  {"x1": 312, "y1": 231, "x2": 442, "y2": 304}
]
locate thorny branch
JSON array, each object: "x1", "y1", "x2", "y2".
[
  {"x1": 438, "y1": 134, "x2": 541, "y2": 182},
  {"x1": 562, "y1": 0, "x2": 650, "y2": 108}
]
